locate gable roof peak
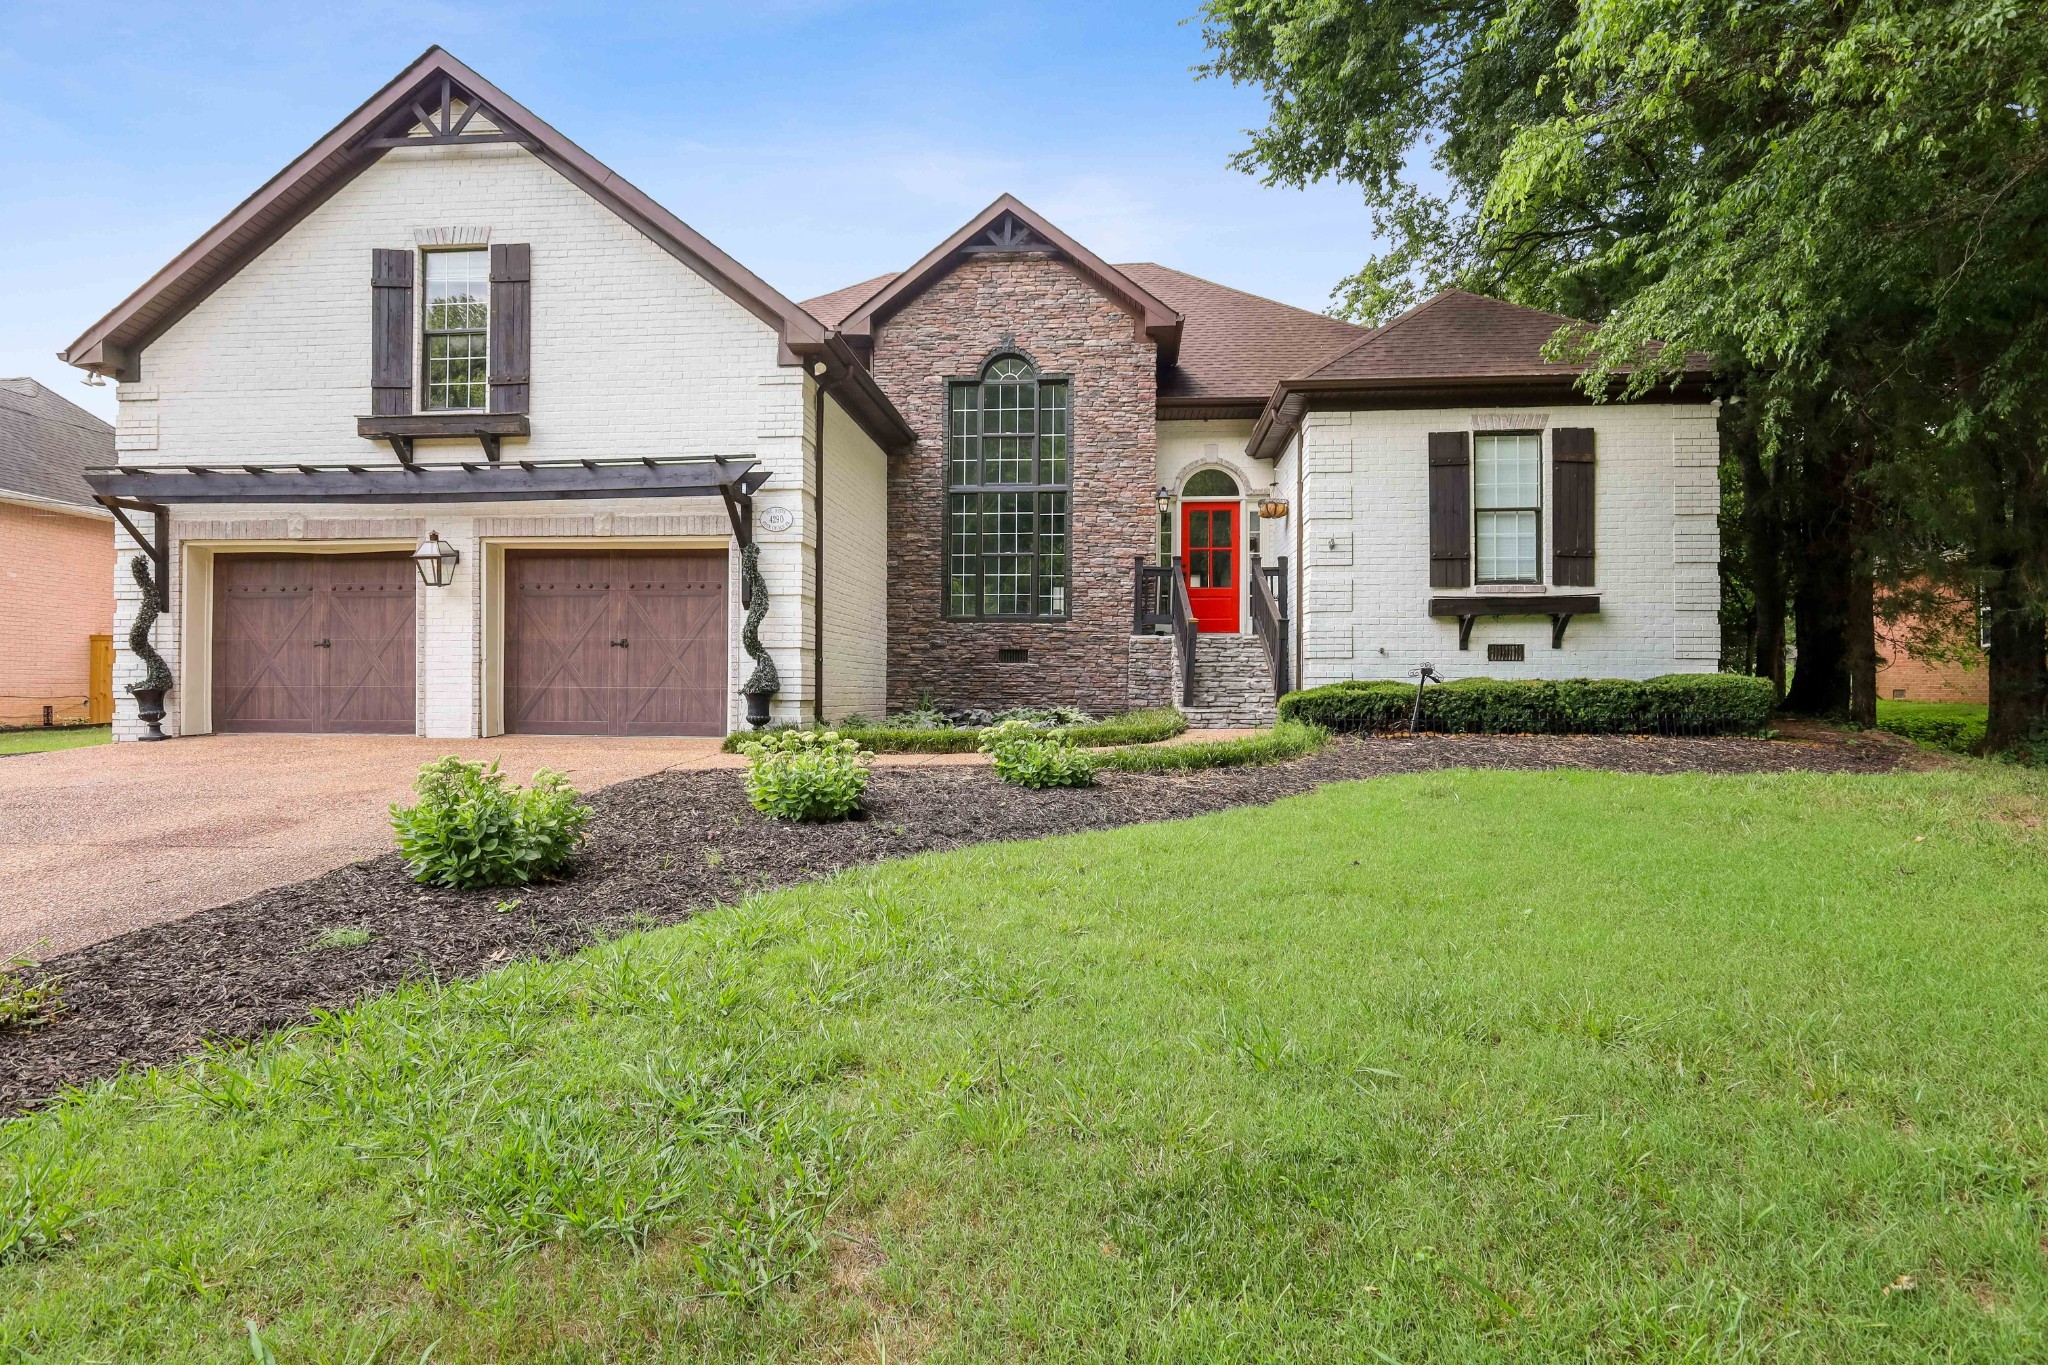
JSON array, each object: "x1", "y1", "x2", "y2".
[
  {"x1": 836, "y1": 194, "x2": 1183, "y2": 360},
  {"x1": 61, "y1": 46, "x2": 832, "y2": 380}
]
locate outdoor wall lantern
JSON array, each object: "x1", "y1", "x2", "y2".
[
  {"x1": 1155, "y1": 484, "x2": 1175, "y2": 513},
  {"x1": 412, "y1": 531, "x2": 461, "y2": 587}
]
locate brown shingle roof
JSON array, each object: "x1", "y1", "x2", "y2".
[
  {"x1": 1114, "y1": 263, "x2": 1369, "y2": 404},
  {"x1": 0, "y1": 378, "x2": 113, "y2": 510},
  {"x1": 801, "y1": 272, "x2": 900, "y2": 327},
  {"x1": 1300, "y1": 288, "x2": 1711, "y2": 383},
  {"x1": 805, "y1": 259, "x2": 1370, "y2": 408}
]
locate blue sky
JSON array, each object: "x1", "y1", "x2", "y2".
[{"x1": 0, "y1": 1, "x2": 1379, "y2": 421}]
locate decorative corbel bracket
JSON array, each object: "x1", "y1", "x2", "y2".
[{"x1": 96, "y1": 496, "x2": 170, "y2": 614}]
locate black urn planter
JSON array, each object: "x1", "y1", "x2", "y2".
[
  {"x1": 744, "y1": 690, "x2": 772, "y2": 730},
  {"x1": 130, "y1": 687, "x2": 169, "y2": 741}
]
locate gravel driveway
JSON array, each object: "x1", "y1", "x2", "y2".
[{"x1": 0, "y1": 733, "x2": 735, "y2": 957}]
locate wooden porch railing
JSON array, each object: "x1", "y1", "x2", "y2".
[
  {"x1": 1131, "y1": 555, "x2": 1199, "y2": 706},
  {"x1": 1249, "y1": 553, "x2": 1290, "y2": 698}
]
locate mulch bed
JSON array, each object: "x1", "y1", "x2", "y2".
[{"x1": 0, "y1": 732, "x2": 1907, "y2": 1114}]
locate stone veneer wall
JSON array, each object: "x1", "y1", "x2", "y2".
[{"x1": 869, "y1": 252, "x2": 1156, "y2": 713}]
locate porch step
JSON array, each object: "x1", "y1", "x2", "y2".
[{"x1": 1180, "y1": 633, "x2": 1278, "y2": 728}]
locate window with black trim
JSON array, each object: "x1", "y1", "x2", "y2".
[
  {"x1": 422, "y1": 248, "x2": 489, "y2": 411},
  {"x1": 945, "y1": 355, "x2": 1069, "y2": 619}
]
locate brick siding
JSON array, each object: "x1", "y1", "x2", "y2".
[
  {"x1": 0, "y1": 501, "x2": 114, "y2": 726},
  {"x1": 870, "y1": 252, "x2": 1156, "y2": 714}
]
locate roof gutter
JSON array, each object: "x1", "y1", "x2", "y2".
[{"x1": 1245, "y1": 370, "x2": 1717, "y2": 461}]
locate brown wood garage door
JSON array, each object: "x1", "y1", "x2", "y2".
[
  {"x1": 213, "y1": 554, "x2": 417, "y2": 733},
  {"x1": 505, "y1": 550, "x2": 727, "y2": 736}
]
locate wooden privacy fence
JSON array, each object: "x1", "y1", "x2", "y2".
[{"x1": 89, "y1": 634, "x2": 114, "y2": 724}]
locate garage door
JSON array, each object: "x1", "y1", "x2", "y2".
[
  {"x1": 505, "y1": 550, "x2": 728, "y2": 736},
  {"x1": 212, "y1": 554, "x2": 417, "y2": 733}
]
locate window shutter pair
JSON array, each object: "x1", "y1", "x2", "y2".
[
  {"x1": 367, "y1": 245, "x2": 531, "y2": 416},
  {"x1": 1424, "y1": 427, "x2": 1597, "y2": 587}
]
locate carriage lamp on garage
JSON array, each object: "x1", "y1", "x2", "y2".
[{"x1": 412, "y1": 531, "x2": 461, "y2": 587}]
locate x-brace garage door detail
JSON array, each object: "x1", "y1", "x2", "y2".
[
  {"x1": 212, "y1": 554, "x2": 417, "y2": 733},
  {"x1": 504, "y1": 550, "x2": 728, "y2": 737}
]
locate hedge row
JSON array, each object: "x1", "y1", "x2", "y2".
[
  {"x1": 1096, "y1": 720, "x2": 1328, "y2": 772},
  {"x1": 1873, "y1": 700, "x2": 1985, "y2": 755},
  {"x1": 1276, "y1": 674, "x2": 1775, "y2": 736},
  {"x1": 720, "y1": 708, "x2": 1188, "y2": 755}
]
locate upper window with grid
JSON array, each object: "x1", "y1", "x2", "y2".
[
  {"x1": 423, "y1": 249, "x2": 489, "y2": 411},
  {"x1": 945, "y1": 356, "x2": 1070, "y2": 620}
]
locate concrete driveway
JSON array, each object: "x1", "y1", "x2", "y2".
[{"x1": 0, "y1": 733, "x2": 738, "y2": 958}]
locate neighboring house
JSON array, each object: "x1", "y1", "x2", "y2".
[
  {"x1": 0, "y1": 378, "x2": 115, "y2": 727},
  {"x1": 1878, "y1": 587, "x2": 1989, "y2": 703},
  {"x1": 62, "y1": 48, "x2": 1719, "y2": 743}
]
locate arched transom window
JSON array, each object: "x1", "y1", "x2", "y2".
[{"x1": 945, "y1": 355, "x2": 1070, "y2": 619}]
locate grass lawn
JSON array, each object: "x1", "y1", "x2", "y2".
[
  {"x1": 0, "y1": 726, "x2": 108, "y2": 756},
  {"x1": 3, "y1": 764, "x2": 2046, "y2": 1360}
]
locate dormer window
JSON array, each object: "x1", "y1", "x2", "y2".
[{"x1": 423, "y1": 249, "x2": 489, "y2": 411}]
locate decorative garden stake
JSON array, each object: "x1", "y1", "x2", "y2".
[
  {"x1": 126, "y1": 554, "x2": 173, "y2": 741},
  {"x1": 738, "y1": 542, "x2": 779, "y2": 729}
]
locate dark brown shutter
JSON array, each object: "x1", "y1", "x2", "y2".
[
  {"x1": 489, "y1": 243, "x2": 531, "y2": 414},
  {"x1": 370, "y1": 249, "x2": 414, "y2": 416},
  {"x1": 1552, "y1": 427, "x2": 1596, "y2": 586},
  {"x1": 1428, "y1": 431, "x2": 1471, "y2": 588}
]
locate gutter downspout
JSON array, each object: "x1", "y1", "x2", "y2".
[{"x1": 810, "y1": 363, "x2": 847, "y2": 728}]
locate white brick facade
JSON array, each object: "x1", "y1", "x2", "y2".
[
  {"x1": 108, "y1": 143, "x2": 837, "y2": 739},
  {"x1": 1272, "y1": 402, "x2": 1722, "y2": 686}
]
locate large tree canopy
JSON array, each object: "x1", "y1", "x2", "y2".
[{"x1": 1204, "y1": 0, "x2": 2048, "y2": 745}]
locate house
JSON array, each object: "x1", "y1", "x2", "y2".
[
  {"x1": 0, "y1": 378, "x2": 115, "y2": 728},
  {"x1": 1878, "y1": 587, "x2": 1988, "y2": 703},
  {"x1": 61, "y1": 48, "x2": 1720, "y2": 743}
]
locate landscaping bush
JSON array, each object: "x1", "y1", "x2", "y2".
[
  {"x1": 725, "y1": 708, "x2": 1189, "y2": 755},
  {"x1": 390, "y1": 758, "x2": 591, "y2": 889},
  {"x1": 980, "y1": 719, "x2": 1098, "y2": 788},
  {"x1": 1278, "y1": 673, "x2": 1775, "y2": 736},
  {"x1": 1097, "y1": 720, "x2": 1328, "y2": 772},
  {"x1": 1875, "y1": 700, "x2": 1986, "y2": 755},
  {"x1": 738, "y1": 729, "x2": 872, "y2": 820}
]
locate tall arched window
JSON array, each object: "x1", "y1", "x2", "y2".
[{"x1": 945, "y1": 355, "x2": 1070, "y2": 619}]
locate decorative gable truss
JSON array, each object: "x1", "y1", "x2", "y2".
[{"x1": 360, "y1": 75, "x2": 531, "y2": 150}]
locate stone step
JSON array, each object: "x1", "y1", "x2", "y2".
[{"x1": 1179, "y1": 633, "x2": 1279, "y2": 727}]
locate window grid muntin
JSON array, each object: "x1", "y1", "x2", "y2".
[
  {"x1": 944, "y1": 356, "x2": 1070, "y2": 620},
  {"x1": 1474, "y1": 431, "x2": 1542, "y2": 583},
  {"x1": 423, "y1": 248, "x2": 489, "y2": 411}
]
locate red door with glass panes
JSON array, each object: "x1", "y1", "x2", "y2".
[{"x1": 1180, "y1": 502, "x2": 1240, "y2": 633}]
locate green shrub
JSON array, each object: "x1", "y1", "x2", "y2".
[
  {"x1": 389, "y1": 758, "x2": 591, "y2": 889},
  {"x1": 738, "y1": 729, "x2": 872, "y2": 820},
  {"x1": 1278, "y1": 673, "x2": 1774, "y2": 736},
  {"x1": 980, "y1": 720, "x2": 1098, "y2": 788},
  {"x1": 1097, "y1": 720, "x2": 1328, "y2": 772},
  {"x1": 731, "y1": 708, "x2": 1189, "y2": 755},
  {"x1": 1875, "y1": 700, "x2": 1986, "y2": 755},
  {"x1": 1061, "y1": 708, "x2": 1187, "y2": 747}
]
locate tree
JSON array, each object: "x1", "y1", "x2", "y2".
[{"x1": 1203, "y1": 0, "x2": 2048, "y2": 744}]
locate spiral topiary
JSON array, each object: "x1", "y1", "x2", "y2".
[
  {"x1": 125, "y1": 555, "x2": 173, "y2": 695},
  {"x1": 738, "y1": 541, "x2": 779, "y2": 701}
]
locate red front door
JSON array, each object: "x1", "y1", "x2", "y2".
[{"x1": 1181, "y1": 501, "x2": 1240, "y2": 633}]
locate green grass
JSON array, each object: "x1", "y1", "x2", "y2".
[
  {"x1": 1876, "y1": 699, "x2": 1988, "y2": 754},
  {"x1": 0, "y1": 726, "x2": 109, "y2": 756},
  {"x1": 3, "y1": 765, "x2": 2047, "y2": 1360}
]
